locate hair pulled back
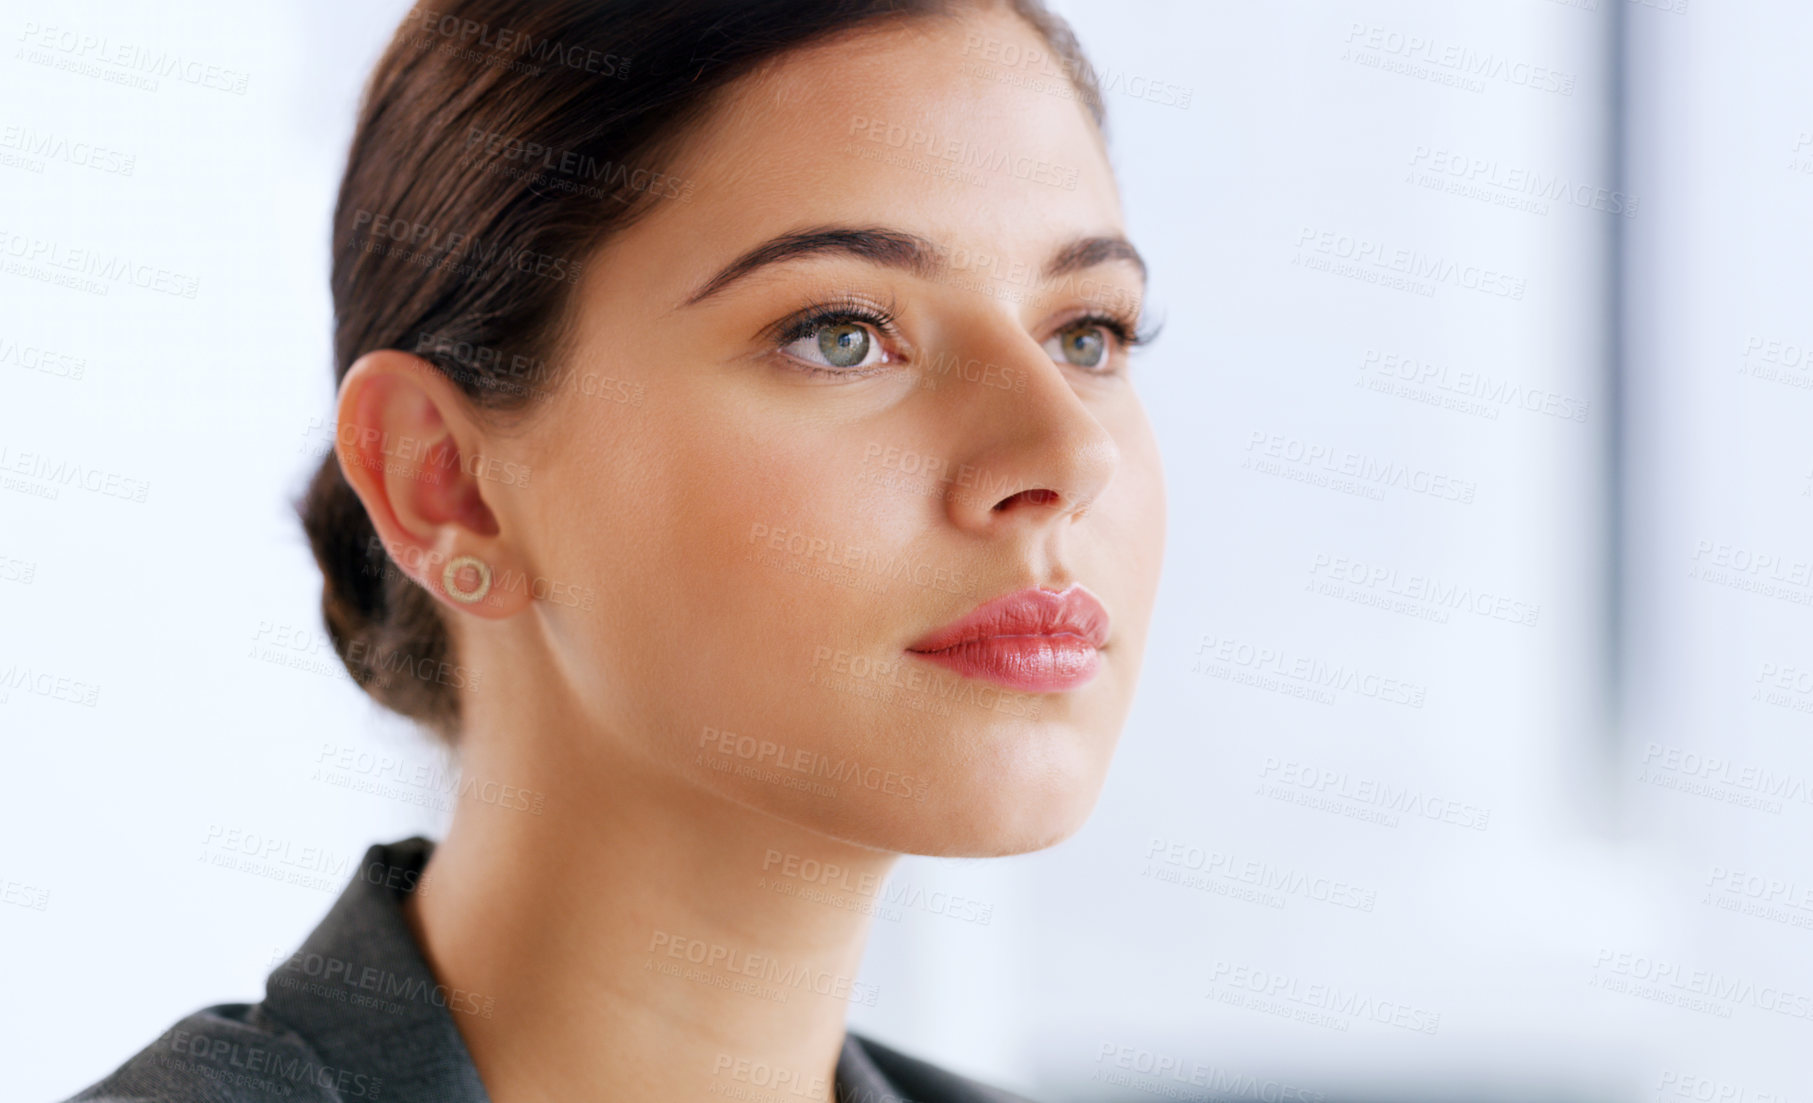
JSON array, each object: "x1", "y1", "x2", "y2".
[{"x1": 297, "y1": 0, "x2": 1106, "y2": 742}]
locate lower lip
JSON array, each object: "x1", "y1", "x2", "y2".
[{"x1": 906, "y1": 636, "x2": 1102, "y2": 693}]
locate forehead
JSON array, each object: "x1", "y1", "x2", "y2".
[{"x1": 629, "y1": 6, "x2": 1123, "y2": 279}]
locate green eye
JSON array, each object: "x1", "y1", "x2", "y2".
[
  {"x1": 779, "y1": 317, "x2": 887, "y2": 373},
  {"x1": 818, "y1": 323, "x2": 871, "y2": 368},
  {"x1": 1046, "y1": 322, "x2": 1108, "y2": 369}
]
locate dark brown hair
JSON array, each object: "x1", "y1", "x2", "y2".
[{"x1": 297, "y1": 0, "x2": 1107, "y2": 743}]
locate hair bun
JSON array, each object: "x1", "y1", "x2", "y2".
[{"x1": 297, "y1": 451, "x2": 459, "y2": 739}]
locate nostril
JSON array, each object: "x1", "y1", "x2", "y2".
[{"x1": 993, "y1": 488, "x2": 1060, "y2": 511}]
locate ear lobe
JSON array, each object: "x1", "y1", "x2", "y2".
[{"x1": 332, "y1": 349, "x2": 533, "y2": 620}]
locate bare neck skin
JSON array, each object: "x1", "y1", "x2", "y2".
[{"x1": 404, "y1": 672, "x2": 898, "y2": 1102}]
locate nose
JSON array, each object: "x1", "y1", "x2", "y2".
[{"x1": 938, "y1": 333, "x2": 1121, "y2": 536}]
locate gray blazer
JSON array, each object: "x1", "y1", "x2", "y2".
[{"x1": 63, "y1": 836, "x2": 1034, "y2": 1103}]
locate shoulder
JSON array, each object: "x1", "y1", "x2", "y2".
[
  {"x1": 61, "y1": 1003, "x2": 351, "y2": 1103},
  {"x1": 848, "y1": 1033, "x2": 1042, "y2": 1103}
]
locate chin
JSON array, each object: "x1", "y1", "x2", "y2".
[{"x1": 820, "y1": 719, "x2": 1116, "y2": 858}]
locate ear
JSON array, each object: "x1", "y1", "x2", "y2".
[{"x1": 332, "y1": 349, "x2": 533, "y2": 620}]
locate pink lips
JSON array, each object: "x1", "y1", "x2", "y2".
[{"x1": 905, "y1": 585, "x2": 1110, "y2": 693}]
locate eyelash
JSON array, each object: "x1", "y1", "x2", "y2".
[{"x1": 768, "y1": 296, "x2": 1155, "y2": 380}]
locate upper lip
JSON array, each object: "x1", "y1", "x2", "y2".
[{"x1": 906, "y1": 585, "x2": 1110, "y2": 653}]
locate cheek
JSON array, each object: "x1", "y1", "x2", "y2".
[
  {"x1": 1100, "y1": 402, "x2": 1168, "y2": 581},
  {"x1": 679, "y1": 429, "x2": 891, "y2": 615},
  {"x1": 645, "y1": 430, "x2": 964, "y2": 829},
  {"x1": 1132, "y1": 427, "x2": 1168, "y2": 568},
  {"x1": 603, "y1": 416, "x2": 914, "y2": 719}
]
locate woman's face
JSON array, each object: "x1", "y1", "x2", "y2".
[{"x1": 492, "y1": 6, "x2": 1165, "y2": 856}]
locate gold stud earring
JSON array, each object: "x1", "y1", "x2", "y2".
[{"x1": 442, "y1": 555, "x2": 492, "y2": 604}]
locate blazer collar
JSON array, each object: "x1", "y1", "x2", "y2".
[{"x1": 259, "y1": 837, "x2": 911, "y2": 1103}]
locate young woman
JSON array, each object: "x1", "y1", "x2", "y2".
[{"x1": 69, "y1": 0, "x2": 1165, "y2": 1099}]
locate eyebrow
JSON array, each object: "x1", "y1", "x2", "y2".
[{"x1": 680, "y1": 226, "x2": 1148, "y2": 307}]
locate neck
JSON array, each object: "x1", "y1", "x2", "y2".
[{"x1": 403, "y1": 720, "x2": 898, "y2": 1102}]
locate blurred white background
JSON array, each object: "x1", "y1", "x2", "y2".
[{"x1": 2, "y1": 0, "x2": 1809, "y2": 1100}]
